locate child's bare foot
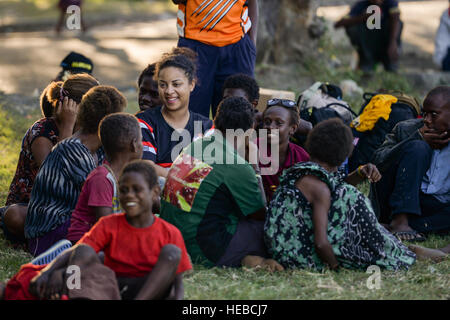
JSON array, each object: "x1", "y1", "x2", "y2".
[
  {"x1": 408, "y1": 244, "x2": 448, "y2": 262},
  {"x1": 260, "y1": 259, "x2": 284, "y2": 272},
  {"x1": 0, "y1": 282, "x2": 6, "y2": 300},
  {"x1": 438, "y1": 244, "x2": 450, "y2": 254},
  {"x1": 241, "y1": 255, "x2": 284, "y2": 272}
]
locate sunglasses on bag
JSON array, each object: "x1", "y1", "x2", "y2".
[{"x1": 267, "y1": 98, "x2": 298, "y2": 109}]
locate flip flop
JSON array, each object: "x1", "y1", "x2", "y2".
[{"x1": 393, "y1": 230, "x2": 427, "y2": 242}]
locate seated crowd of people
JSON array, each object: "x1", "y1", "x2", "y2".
[{"x1": 0, "y1": 0, "x2": 449, "y2": 300}]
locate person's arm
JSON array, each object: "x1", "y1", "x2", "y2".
[
  {"x1": 433, "y1": 11, "x2": 448, "y2": 68},
  {"x1": 31, "y1": 137, "x2": 54, "y2": 168},
  {"x1": 245, "y1": 162, "x2": 267, "y2": 221},
  {"x1": 32, "y1": 219, "x2": 109, "y2": 300},
  {"x1": 295, "y1": 176, "x2": 338, "y2": 270},
  {"x1": 55, "y1": 96, "x2": 79, "y2": 141},
  {"x1": 345, "y1": 163, "x2": 382, "y2": 186},
  {"x1": 335, "y1": 13, "x2": 371, "y2": 28},
  {"x1": 419, "y1": 127, "x2": 450, "y2": 150},
  {"x1": 28, "y1": 248, "x2": 74, "y2": 299},
  {"x1": 172, "y1": 274, "x2": 184, "y2": 300},
  {"x1": 252, "y1": 163, "x2": 267, "y2": 205},
  {"x1": 144, "y1": 160, "x2": 169, "y2": 178},
  {"x1": 371, "y1": 121, "x2": 422, "y2": 172},
  {"x1": 387, "y1": 11, "x2": 401, "y2": 63},
  {"x1": 30, "y1": 243, "x2": 102, "y2": 300},
  {"x1": 94, "y1": 206, "x2": 113, "y2": 221},
  {"x1": 247, "y1": 0, "x2": 259, "y2": 46}
]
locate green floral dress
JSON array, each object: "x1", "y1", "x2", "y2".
[{"x1": 264, "y1": 162, "x2": 416, "y2": 271}]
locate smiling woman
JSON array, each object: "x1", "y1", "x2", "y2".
[{"x1": 135, "y1": 47, "x2": 213, "y2": 176}]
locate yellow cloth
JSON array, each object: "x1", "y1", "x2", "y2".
[{"x1": 350, "y1": 94, "x2": 398, "y2": 132}]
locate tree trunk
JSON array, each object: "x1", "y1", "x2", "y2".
[{"x1": 256, "y1": 0, "x2": 320, "y2": 64}]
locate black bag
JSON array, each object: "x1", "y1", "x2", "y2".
[
  {"x1": 348, "y1": 92, "x2": 421, "y2": 172},
  {"x1": 292, "y1": 83, "x2": 355, "y2": 147},
  {"x1": 300, "y1": 102, "x2": 357, "y2": 127}
]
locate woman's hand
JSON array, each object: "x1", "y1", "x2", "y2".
[
  {"x1": 358, "y1": 163, "x2": 382, "y2": 183},
  {"x1": 56, "y1": 96, "x2": 79, "y2": 140}
]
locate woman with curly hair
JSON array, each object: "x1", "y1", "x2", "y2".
[
  {"x1": 24, "y1": 85, "x2": 127, "y2": 256},
  {"x1": 136, "y1": 47, "x2": 213, "y2": 177}
]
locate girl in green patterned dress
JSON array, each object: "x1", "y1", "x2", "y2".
[{"x1": 264, "y1": 118, "x2": 418, "y2": 271}]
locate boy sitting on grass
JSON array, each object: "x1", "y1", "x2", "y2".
[
  {"x1": 1, "y1": 161, "x2": 191, "y2": 300},
  {"x1": 66, "y1": 113, "x2": 143, "y2": 243}
]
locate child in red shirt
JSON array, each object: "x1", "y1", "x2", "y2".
[
  {"x1": 67, "y1": 113, "x2": 143, "y2": 243},
  {"x1": 2, "y1": 160, "x2": 192, "y2": 300}
]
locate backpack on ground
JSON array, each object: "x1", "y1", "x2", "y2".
[
  {"x1": 348, "y1": 91, "x2": 421, "y2": 172},
  {"x1": 297, "y1": 82, "x2": 357, "y2": 126}
]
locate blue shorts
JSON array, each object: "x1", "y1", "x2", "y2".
[{"x1": 178, "y1": 34, "x2": 256, "y2": 118}]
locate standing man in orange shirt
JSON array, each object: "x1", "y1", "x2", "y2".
[{"x1": 172, "y1": 0, "x2": 258, "y2": 118}]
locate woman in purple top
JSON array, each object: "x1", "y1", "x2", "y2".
[
  {"x1": 258, "y1": 99, "x2": 310, "y2": 202},
  {"x1": 257, "y1": 98, "x2": 382, "y2": 202}
]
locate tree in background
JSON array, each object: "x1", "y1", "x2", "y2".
[{"x1": 257, "y1": 0, "x2": 324, "y2": 64}]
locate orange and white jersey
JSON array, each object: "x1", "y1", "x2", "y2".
[{"x1": 177, "y1": 0, "x2": 252, "y2": 47}]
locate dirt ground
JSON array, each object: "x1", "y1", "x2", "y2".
[{"x1": 0, "y1": 1, "x2": 447, "y2": 97}]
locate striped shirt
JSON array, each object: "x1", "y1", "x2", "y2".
[
  {"x1": 25, "y1": 138, "x2": 104, "y2": 239},
  {"x1": 176, "y1": 0, "x2": 252, "y2": 47}
]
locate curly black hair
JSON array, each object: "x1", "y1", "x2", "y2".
[
  {"x1": 120, "y1": 160, "x2": 158, "y2": 190},
  {"x1": 222, "y1": 73, "x2": 260, "y2": 103},
  {"x1": 47, "y1": 73, "x2": 99, "y2": 108},
  {"x1": 263, "y1": 102, "x2": 300, "y2": 126},
  {"x1": 214, "y1": 96, "x2": 254, "y2": 133},
  {"x1": 137, "y1": 63, "x2": 156, "y2": 87},
  {"x1": 305, "y1": 118, "x2": 353, "y2": 167},
  {"x1": 155, "y1": 47, "x2": 197, "y2": 83},
  {"x1": 99, "y1": 113, "x2": 140, "y2": 159},
  {"x1": 77, "y1": 85, "x2": 127, "y2": 134},
  {"x1": 40, "y1": 81, "x2": 62, "y2": 118}
]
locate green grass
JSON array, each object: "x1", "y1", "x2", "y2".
[
  {"x1": 184, "y1": 238, "x2": 450, "y2": 300},
  {"x1": 1, "y1": 91, "x2": 449, "y2": 299}
]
